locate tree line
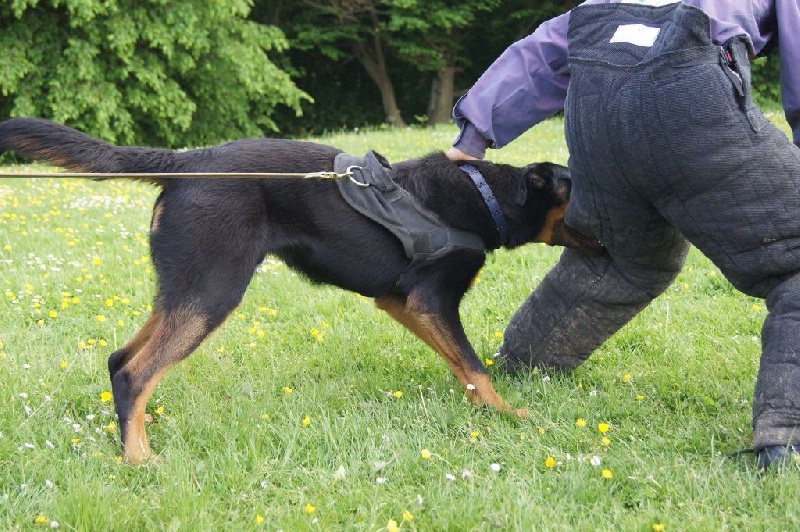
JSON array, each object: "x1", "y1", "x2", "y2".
[{"x1": 0, "y1": 0, "x2": 781, "y2": 148}]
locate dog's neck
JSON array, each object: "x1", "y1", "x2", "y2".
[{"x1": 390, "y1": 153, "x2": 512, "y2": 250}]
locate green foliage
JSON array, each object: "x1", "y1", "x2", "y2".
[
  {"x1": 0, "y1": 0, "x2": 310, "y2": 147},
  {"x1": 751, "y1": 52, "x2": 782, "y2": 111}
]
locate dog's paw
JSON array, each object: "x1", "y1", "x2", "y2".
[{"x1": 512, "y1": 407, "x2": 529, "y2": 419}]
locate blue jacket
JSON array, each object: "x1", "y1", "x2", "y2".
[{"x1": 453, "y1": 0, "x2": 800, "y2": 156}]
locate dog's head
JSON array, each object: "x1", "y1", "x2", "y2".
[{"x1": 514, "y1": 162, "x2": 603, "y2": 255}]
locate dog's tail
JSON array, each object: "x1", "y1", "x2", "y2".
[{"x1": 0, "y1": 118, "x2": 176, "y2": 186}]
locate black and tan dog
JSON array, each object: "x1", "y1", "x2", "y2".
[{"x1": 0, "y1": 118, "x2": 599, "y2": 464}]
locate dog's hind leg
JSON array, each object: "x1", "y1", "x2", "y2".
[
  {"x1": 111, "y1": 303, "x2": 228, "y2": 464},
  {"x1": 375, "y1": 293, "x2": 528, "y2": 418},
  {"x1": 108, "y1": 307, "x2": 163, "y2": 380}
]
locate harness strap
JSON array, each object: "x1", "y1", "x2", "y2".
[
  {"x1": 335, "y1": 151, "x2": 485, "y2": 259},
  {"x1": 459, "y1": 163, "x2": 509, "y2": 246}
]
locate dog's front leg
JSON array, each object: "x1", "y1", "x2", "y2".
[{"x1": 375, "y1": 294, "x2": 528, "y2": 418}]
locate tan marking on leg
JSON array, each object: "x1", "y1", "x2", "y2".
[
  {"x1": 119, "y1": 307, "x2": 211, "y2": 464},
  {"x1": 376, "y1": 295, "x2": 526, "y2": 417},
  {"x1": 150, "y1": 202, "x2": 165, "y2": 233}
]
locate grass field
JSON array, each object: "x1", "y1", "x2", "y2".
[{"x1": 1, "y1": 118, "x2": 799, "y2": 531}]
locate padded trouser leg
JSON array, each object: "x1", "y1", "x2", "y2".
[
  {"x1": 500, "y1": 243, "x2": 688, "y2": 372},
  {"x1": 753, "y1": 272, "x2": 800, "y2": 449}
]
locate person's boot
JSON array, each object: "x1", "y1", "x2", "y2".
[{"x1": 757, "y1": 445, "x2": 800, "y2": 470}]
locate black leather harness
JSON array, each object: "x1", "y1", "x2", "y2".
[{"x1": 334, "y1": 151, "x2": 486, "y2": 260}]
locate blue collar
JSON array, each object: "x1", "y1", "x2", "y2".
[{"x1": 460, "y1": 163, "x2": 509, "y2": 246}]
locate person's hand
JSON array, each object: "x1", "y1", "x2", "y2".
[{"x1": 446, "y1": 147, "x2": 481, "y2": 162}]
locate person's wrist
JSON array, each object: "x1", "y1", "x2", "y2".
[{"x1": 452, "y1": 122, "x2": 489, "y2": 159}]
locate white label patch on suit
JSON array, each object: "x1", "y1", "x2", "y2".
[
  {"x1": 618, "y1": 0, "x2": 680, "y2": 5},
  {"x1": 609, "y1": 24, "x2": 661, "y2": 47}
]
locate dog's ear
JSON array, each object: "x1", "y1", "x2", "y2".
[{"x1": 516, "y1": 164, "x2": 551, "y2": 205}]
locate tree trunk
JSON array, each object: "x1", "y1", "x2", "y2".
[
  {"x1": 427, "y1": 65, "x2": 457, "y2": 126},
  {"x1": 352, "y1": 35, "x2": 406, "y2": 128}
]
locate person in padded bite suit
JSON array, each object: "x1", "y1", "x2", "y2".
[{"x1": 447, "y1": 0, "x2": 800, "y2": 469}]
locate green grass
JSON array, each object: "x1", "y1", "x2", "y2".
[{"x1": 1, "y1": 117, "x2": 799, "y2": 530}]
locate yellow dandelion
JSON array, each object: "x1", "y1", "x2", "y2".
[
  {"x1": 305, "y1": 502, "x2": 316, "y2": 514},
  {"x1": 653, "y1": 524, "x2": 666, "y2": 532},
  {"x1": 0, "y1": 341, "x2": 4, "y2": 350},
  {"x1": 155, "y1": 406, "x2": 165, "y2": 415},
  {"x1": 622, "y1": 373, "x2": 632, "y2": 382},
  {"x1": 387, "y1": 519, "x2": 399, "y2": 532},
  {"x1": 545, "y1": 456, "x2": 556, "y2": 468},
  {"x1": 34, "y1": 515, "x2": 48, "y2": 525},
  {"x1": 261, "y1": 413, "x2": 270, "y2": 420},
  {"x1": 302, "y1": 415, "x2": 311, "y2": 427},
  {"x1": 538, "y1": 427, "x2": 546, "y2": 435},
  {"x1": 60, "y1": 360, "x2": 68, "y2": 369},
  {"x1": 283, "y1": 387, "x2": 293, "y2": 394},
  {"x1": 637, "y1": 394, "x2": 646, "y2": 401},
  {"x1": 484, "y1": 357, "x2": 494, "y2": 366},
  {"x1": 393, "y1": 390, "x2": 403, "y2": 399},
  {"x1": 602, "y1": 469, "x2": 613, "y2": 479},
  {"x1": 93, "y1": 257, "x2": 101, "y2": 266},
  {"x1": 100, "y1": 391, "x2": 112, "y2": 403},
  {"x1": 403, "y1": 509, "x2": 414, "y2": 521},
  {"x1": 494, "y1": 331, "x2": 503, "y2": 340},
  {"x1": 106, "y1": 422, "x2": 117, "y2": 435},
  {"x1": 420, "y1": 448, "x2": 432, "y2": 460},
  {"x1": 598, "y1": 422, "x2": 610, "y2": 433},
  {"x1": 602, "y1": 437, "x2": 611, "y2": 446},
  {"x1": 97, "y1": 315, "x2": 107, "y2": 323},
  {"x1": 255, "y1": 514, "x2": 265, "y2": 524},
  {"x1": 49, "y1": 310, "x2": 57, "y2": 318},
  {"x1": 576, "y1": 418, "x2": 587, "y2": 427}
]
